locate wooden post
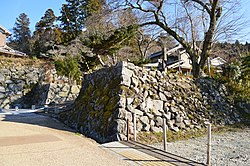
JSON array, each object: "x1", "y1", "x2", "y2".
[
  {"x1": 127, "y1": 119, "x2": 130, "y2": 141},
  {"x1": 207, "y1": 123, "x2": 212, "y2": 166},
  {"x1": 133, "y1": 113, "x2": 137, "y2": 141},
  {"x1": 207, "y1": 57, "x2": 211, "y2": 77},
  {"x1": 177, "y1": 50, "x2": 181, "y2": 72},
  {"x1": 162, "y1": 45, "x2": 167, "y2": 71},
  {"x1": 163, "y1": 117, "x2": 167, "y2": 151}
]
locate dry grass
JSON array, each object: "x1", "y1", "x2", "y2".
[
  {"x1": 0, "y1": 56, "x2": 53, "y2": 68},
  {"x1": 136, "y1": 124, "x2": 247, "y2": 144}
]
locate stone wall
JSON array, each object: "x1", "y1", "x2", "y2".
[
  {"x1": 0, "y1": 58, "x2": 80, "y2": 109},
  {"x1": 61, "y1": 61, "x2": 242, "y2": 143},
  {"x1": 61, "y1": 65, "x2": 122, "y2": 142},
  {"x1": 15, "y1": 83, "x2": 80, "y2": 108}
]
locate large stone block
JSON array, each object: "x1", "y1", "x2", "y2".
[
  {"x1": 120, "y1": 74, "x2": 131, "y2": 87},
  {"x1": 164, "y1": 112, "x2": 171, "y2": 120},
  {"x1": 131, "y1": 77, "x2": 139, "y2": 87},
  {"x1": 145, "y1": 98, "x2": 163, "y2": 111},
  {"x1": 71, "y1": 85, "x2": 80, "y2": 94},
  {"x1": 0, "y1": 86, "x2": 5, "y2": 93},
  {"x1": 5, "y1": 80, "x2": 13, "y2": 84},
  {"x1": 0, "y1": 75, "x2": 5, "y2": 82},
  {"x1": 136, "y1": 121, "x2": 143, "y2": 131},
  {"x1": 117, "y1": 108, "x2": 127, "y2": 119},
  {"x1": 126, "y1": 104, "x2": 134, "y2": 112},
  {"x1": 175, "y1": 114, "x2": 183, "y2": 123},
  {"x1": 121, "y1": 66, "x2": 134, "y2": 77},
  {"x1": 155, "y1": 116, "x2": 163, "y2": 127},
  {"x1": 116, "y1": 119, "x2": 127, "y2": 134},
  {"x1": 140, "y1": 116, "x2": 149, "y2": 124},
  {"x1": 0, "y1": 93, "x2": 5, "y2": 99},
  {"x1": 134, "y1": 109, "x2": 144, "y2": 116},
  {"x1": 127, "y1": 98, "x2": 134, "y2": 105},
  {"x1": 118, "y1": 96, "x2": 126, "y2": 108},
  {"x1": 159, "y1": 92, "x2": 167, "y2": 101}
]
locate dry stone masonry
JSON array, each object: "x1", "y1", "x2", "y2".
[
  {"x1": 0, "y1": 58, "x2": 80, "y2": 109},
  {"x1": 61, "y1": 61, "x2": 242, "y2": 143},
  {"x1": 17, "y1": 83, "x2": 80, "y2": 108}
]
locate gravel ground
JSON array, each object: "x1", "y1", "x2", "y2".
[{"x1": 151, "y1": 128, "x2": 250, "y2": 166}]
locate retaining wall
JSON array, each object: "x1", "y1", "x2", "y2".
[{"x1": 61, "y1": 61, "x2": 241, "y2": 143}]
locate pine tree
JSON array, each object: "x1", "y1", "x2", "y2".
[
  {"x1": 12, "y1": 13, "x2": 31, "y2": 54},
  {"x1": 84, "y1": 25, "x2": 138, "y2": 56}
]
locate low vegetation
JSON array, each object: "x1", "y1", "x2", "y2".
[
  {"x1": 217, "y1": 53, "x2": 250, "y2": 104},
  {"x1": 137, "y1": 125, "x2": 247, "y2": 144},
  {"x1": 0, "y1": 56, "x2": 51, "y2": 68},
  {"x1": 54, "y1": 56, "x2": 82, "y2": 84}
]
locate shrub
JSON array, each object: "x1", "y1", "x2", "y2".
[
  {"x1": 54, "y1": 56, "x2": 82, "y2": 84},
  {"x1": 220, "y1": 53, "x2": 250, "y2": 103}
]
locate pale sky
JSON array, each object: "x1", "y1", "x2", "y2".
[
  {"x1": 0, "y1": 0, "x2": 249, "y2": 42},
  {"x1": 0, "y1": 0, "x2": 65, "y2": 32}
]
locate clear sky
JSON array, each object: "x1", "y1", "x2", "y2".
[
  {"x1": 0, "y1": 0, "x2": 66, "y2": 32},
  {"x1": 0, "y1": 0, "x2": 250, "y2": 42},
  {"x1": 238, "y1": 0, "x2": 250, "y2": 42}
]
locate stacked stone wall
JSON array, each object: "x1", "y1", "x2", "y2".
[
  {"x1": 63, "y1": 61, "x2": 241, "y2": 143},
  {"x1": 0, "y1": 58, "x2": 80, "y2": 109}
]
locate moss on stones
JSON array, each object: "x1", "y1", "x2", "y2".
[
  {"x1": 65, "y1": 65, "x2": 124, "y2": 142},
  {"x1": 121, "y1": 85, "x2": 135, "y2": 97}
]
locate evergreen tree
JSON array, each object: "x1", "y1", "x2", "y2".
[
  {"x1": 83, "y1": 25, "x2": 138, "y2": 57},
  {"x1": 34, "y1": 9, "x2": 57, "y2": 35},
  {"x1": 58, "y1": 0, "x2": 87, "y2": 40},
  {"x1": 33, "y1": 9, "x2": 59, "y2": 56},
  {"x1": 58, "y1": 0, "x2": 105, "y2": 42},
  {"x1": 12, "y1": 13, "x2": 31, "y2": 54}
]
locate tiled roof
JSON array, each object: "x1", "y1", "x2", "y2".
[
  {"x1": 0, "y1": 25, "x2": 11, "y2": 36},
  {"x1": 0, "y1": 45, "x2": 27, "y2": 57}
]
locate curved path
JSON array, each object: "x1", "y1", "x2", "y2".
[{"x1": 0, "y1": 113, "x2": 130, "y2": 166}]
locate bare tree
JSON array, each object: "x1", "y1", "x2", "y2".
[
  {"x1": 213, "y1": 0, "x2": 247, "y2": 42},
  {"x1": 136, "y1": 25, "x2": 162, "y2": 59},
  {"x1": 108, "y1": 0, "x2": 244, "y2": 77}
]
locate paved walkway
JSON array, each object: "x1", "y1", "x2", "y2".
[
  {"x1": 102, "y1": 142, "x2": 174, "y2": 166},
  {"x1": 0, "y1": 112, "x2": 130, "y2": 166},
  {"x1": 0, "y1": 110, "x2": 200, "y2": 166},
  {"x1": 103, "y1": 141, "x2": 205, "y2": 166}
]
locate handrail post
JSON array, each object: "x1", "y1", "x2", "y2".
[
  {"x1": 127, "y1": 118, "x2": 130, "y2": 141},
  {"x1": 163, "y1": 117, "x2": 167, "y2": 151},
  {"x1": 207, "y1": 123, "x2": 212, "y2": 166},
  {"x1": 133, "y1": 113, "x2": 137, "y2": 141}
]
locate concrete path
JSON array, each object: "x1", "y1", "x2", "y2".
[
  {"x1": 0, "y1": 113, "x2": 130, "y2": 166},
  {"x1": 102, "y1": 142, "x2": 174, "y2": 166}
]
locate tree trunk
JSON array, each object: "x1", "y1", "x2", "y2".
[{"x1": 192, "y1": 62, "x2": 200, "y2": 78}]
